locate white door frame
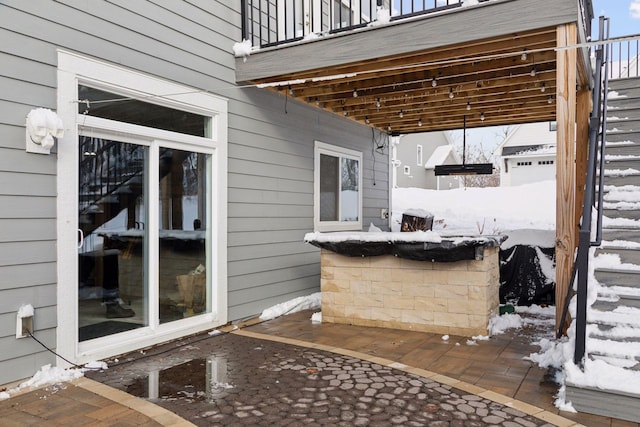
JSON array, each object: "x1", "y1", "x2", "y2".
[{"x1": 56, "y1": 50, "x2": 228, "y2": 365}]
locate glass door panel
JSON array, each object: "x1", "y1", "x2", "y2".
[
  {"x1": 158, "y1": 149, "x2": 209, "y2": 323},
  {"x1": 78, "y1": 136, "x2": 148, "y2": 341}
]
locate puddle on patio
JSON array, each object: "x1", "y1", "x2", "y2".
[
  {"x1": 87, "y1": 332, "x2": 556, "y2": 426},
  {"x1": 124, "y1": 357, "x2": 234, "y2": 402}
]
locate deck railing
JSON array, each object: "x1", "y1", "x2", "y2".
[
  {"x1": 241, "y1": 0, "x2": 465, "y2": 48},
  {"x1": 242, "y1": 0, "x2": 594, "y2": 50},
  {"x1": 608, "y1": 34, "x2": 640, "y2": 79}
]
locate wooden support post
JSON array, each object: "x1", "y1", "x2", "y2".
[
  {"x1": 575, "y1": 88, "x2": 592, "y2": 235},
  {"x1": 555, "y1": 23, "x2": 577, "y2": 332}
]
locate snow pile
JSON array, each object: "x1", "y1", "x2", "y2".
[
  {"x1": 368, "y1": 222, "x2": 383, "y2": 232},
  {"x1": 607, "y1": 91, "x2": 627, "y2": 99},
  {"x1": 392, "y1": 180, "x2": 555, "y2": 235},
  {"x1": 462, "y1": 0, "x2": 479, "y2": 6},
  {"x1": 259, "y1": 292, "x2": 321, "y2": 321},
  {"x1": 500, "y1": 229, "x2": 555, "y2": 249},
  {"x1": 368, "y1": 6, "x2": 391, "y2": 26},
  {"x1": 304, "y1": 230, "x2": 442, "y2": 243},
  {"x1": 17, "y1": 304, "x2": 34, "y2": 319},
  {"x1": 0, "y1": 363, "x2": 95, "y2": 400},
  {"x1": 311, "y1": 312, "x2": 322, "y2": 323},
  {"x1": 232, "y1": 39, "x2": 252, "y2": 61},
  {"x1": 488, "y1": 313, "x2": 523, "y2": 335}
]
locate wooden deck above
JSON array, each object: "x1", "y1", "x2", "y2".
[{"x1": 235, "y1": 0, "x2": 593, "y2": 134}]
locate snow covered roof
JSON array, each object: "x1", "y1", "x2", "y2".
[
  {"x1": 424, "y1": 145, "x2": 453, "y2": 169},
  {"x1": 494, "y1": 122, "x2": 557, "y2": 157},
  {"x1": 501, "y1": 144, "x2": 556, "y2": 157}
]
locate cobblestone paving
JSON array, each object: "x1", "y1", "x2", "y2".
[{"x1": 88, "y1": 333, "x2": 555, "y2": 426}]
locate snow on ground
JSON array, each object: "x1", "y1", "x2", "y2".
[
  {"x1": 0, "y1": 362, "x2": 105, "y2": 400},
  {"x1": 391, "y1": 180, "x2": 556, "y2": 236},
  {"x1": 259, "y1": 292, "x2": 321, "y2": 321}
]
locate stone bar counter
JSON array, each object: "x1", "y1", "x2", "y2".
[{"x1": 304, "y1": 232, "x2": 504, "y2": 337}]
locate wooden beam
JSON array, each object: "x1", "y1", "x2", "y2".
[
  {"x1": 575, "y1": 88, "x2": 592, "y2": 240},
  {"x1": 555, "y1": 23, "x2": 577, "y2": 332}
]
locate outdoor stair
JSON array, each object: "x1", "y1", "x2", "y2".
[{"x1": 566, "y1": 76, "x2": 640, "y2": 423}]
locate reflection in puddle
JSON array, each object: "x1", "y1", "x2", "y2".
[{"x1": 126, "y1": 356, "x2": 231, "y2": 402}]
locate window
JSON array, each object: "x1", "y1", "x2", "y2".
[
  {"x1": 516, "y1": 161, "x2": 533, "y2": 166},
  {"x1": 314, "y1": 141, "x2": 362, "y2": 232},
  {"x1": 404, "y1": 165, "x2": 411, "y2": 175},
  {"x1": 416, "y1": 144, "x2": 423, "y2": 166},
  {"x1": 538, "y1": 160, "x2": 554, "y2": 165}
]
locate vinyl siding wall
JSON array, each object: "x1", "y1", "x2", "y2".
[{"x1": 0, "y1": 0, "x2": 388, "y2": 384}]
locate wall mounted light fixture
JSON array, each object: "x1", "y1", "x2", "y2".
[{"x1": 26, "y1": 108, "x2": 64, "y2": 154}]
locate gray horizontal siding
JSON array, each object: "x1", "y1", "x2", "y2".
[
  {"x1": 0, "y1": 125, "x2": 27, "y2": 150},
  {"x1": 0, "y1": 172, "x2": 57, "y2": 197},
  {"x1": 0, "y1": 196, "x2": 56, "y2": 219},
  {"x1": 0, "y1": 219, "x2": 57, "y2": 242},
  {"x1": 0, "y1": 51, "x2": 56, "y2": 87},
  {"x1": 0, "y1": 0, "x2": 389, "y2": 384},
  {"x1": 0, "y1": 284, "x2": 56, "y2": 313},
  {"x1": 0, "y1": 348, "x2": 55, "y2": 386},
  {"x1": 228, "y1": 229, "x2": 311, "y2": 247},
  {"x1": 228, "y1": 263, "x2": 319, "y2": 292},
  {"x1": 0, "y1": 149, "x2": 57, "y2": 175},
  {"x1": 228, "y1": 252, "x2": 320, "y2": 277},
  {"x1": 228, "y1": 188, "x2": 314, "y2": 206},
  {"x1": 0, "y1": 241, "x2": 57, "y2": 267},
  {"x1": 0, "y1": 263, "x2": 56, "y2": 291}
]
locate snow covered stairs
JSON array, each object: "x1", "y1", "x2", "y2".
[{"x1": 565, "y1": 76, "x2": 640, "y2": 423}]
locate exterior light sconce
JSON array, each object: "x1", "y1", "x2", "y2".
[{"x1": 26, "y1": 108, "x2": 64, "y2": 154}]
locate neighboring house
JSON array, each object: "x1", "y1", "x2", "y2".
[
  {"x1": 393, "y1": 132, "x2": 461, "y2": 190},
  {"x1": 494, "y1": 122, "x2": 557, "y2": 186},
  {"x1": 0, "y1": 1, "x2": 388, "y2": 384}
]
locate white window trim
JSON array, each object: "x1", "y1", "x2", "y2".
[
  {"x1": 56, "y1": 50, "x2": 228, "y2": 365},
  {"x1": 314, "y1": 141, "x2": 363, "y2": 232}
]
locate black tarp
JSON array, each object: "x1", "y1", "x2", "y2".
[
  {"x1": 308, "y1": 237, "x2": 503, "y2": 262},
  {"x1": 307, "y1": 235, "x2": 555, "y2": 307},
  {"x1": 499, "y1": 245, "x2": 555, "y2": 306}
]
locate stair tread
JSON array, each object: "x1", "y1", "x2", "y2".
[{"x1": 595, "y1": 266, "x2": 640, "y2": 272}]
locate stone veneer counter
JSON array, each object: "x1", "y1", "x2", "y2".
[{"x1": 305, "y1": 232, "x2": 503, "y2": 337}]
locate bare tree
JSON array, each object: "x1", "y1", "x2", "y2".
[{"x1": 449, "y1": 128, "x2": 505, "y2": 188}]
